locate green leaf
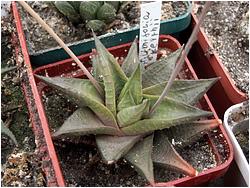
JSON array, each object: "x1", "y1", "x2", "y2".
[
  {"x1": 54, "y1": 1, "x2": 81, "y2": 23},
  {"x1": 1, "y1": 66, "x2": 16, "y2": 75},
  {"x1": 96, "y1": 135, "x2": 142, "y2": 163},
  {"x1": 53, "y1": 108, "x2": 120, "y2": 137},
  {"x1": 117, "y1": 90, "x2": 136, "y2": 111},
  {"x1": 93, "y1": 33, "x2": 128, "y2": 115},
  {"x1": 142, "y1": 47, "x2": 183, "y2": 88},
  {"x1": 118, "y1": 65, "x2": 143, "y2": 111},
  {"x1": 1, "y1": 120, "x2": 18, "y2": 146},
  {"x1": 68, "y1": 1, "x2": 81, "y2": 12},
  {"x1": 121, "y1": 97, "x2": 213, "y2": 135},
  {"x1": 165, "y1": 119, "x2": 220, "y2": 146},
  {"x1": 94, "y1": 53, "x2": 117, "y2": 115},
  {"x1": 79, "y1": 1, "x2": 101, "y2": 21},
  {"x1": 36, "y1": 76, "x2": 117, "y2": 128},
  {"x1": 93, "y1": 33, "x2": 128, "y2": 94},
  {"x1": 152, "y1": 131, "x2": 196, "y2": 176},
  {"x1": 117, "y1": 99, "x2": 149, "y2": 127},
  {"x1": 97, "y1": 3, "x2": 117, "y2": 23},
  {"x1": 124, "y1": 134, "x2": 155, "y2": 186},
  {"x1": 143, "y1": 78, "x2": 219, "y2": 105},
  {"x1": 121, "y1": 39, "x2": 141, "y2": 77},
  {"x1": 86, "y1": 20, "x2": 106, "y2": 32},
  {"x1": 92, "y1": 53, "x2": 103, "y2": 82}
]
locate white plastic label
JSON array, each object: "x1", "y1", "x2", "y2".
[{"x1": 139, "y1": 1, "x2": 162, "y2": 65}]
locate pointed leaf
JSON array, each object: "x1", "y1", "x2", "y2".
[
  {"x1": 117, "y1": 90, "x2": 136, "y2": 111},
  {"x1": 165, "y1": 119, "x2": 220, "y2": 146},
  {"x1": 143, "y1": 78, "x2": 219, "y2": 105},
  {"x1": 142, "y1": 47, "x2": 183, "y2": 88},
  {"x1": 96, "y1": 135, "x2": 142, "y2": 163},
  {"x1": 92, "y1": 53, "x2": 103, "y2": 82},
  {"x1": 93, "y1": 33, "x2": 128, "y2": 95},
  {"x1": 121, "y1": 39, "x2": 141, "y2": 77},
  {"x1": 152, "y1": 131, "x2": 197, "y2": 176},
  {"x1": 124, "y1": 134, "x2": 155, "y2": 186},
  {"x1": 1, "y1": 120, "x2": 18, "y2": 146},
  {"x1": 122, "y1": 97, "x2": 213, "y2": 135},
  {"x1": 36, "y1": 76, "x2": 117, "y2": 128},
  {"x1": 95, "y1": 52, "x2": 117, "y2": 115},
  {"x1": 1, "y1": 66, "x2": 16, "y2": 75},
  {"x1": 53, "y1": 108, "x2": 120, "y2": 137},
  {"x1": 117, "y1": 99, "x2": 149, "y2": 127},
  {"x1": 118, "y1": 65, "x2": 143, "y2": 111}
]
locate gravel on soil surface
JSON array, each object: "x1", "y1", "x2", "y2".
[
  {"x1": 1, "y1": 7, "x2": 46, "y2": 186},
  {"x1": 235, "y1": 130, "x2": 249, "y2": 162},
  {"x1": 194, "y1": 1, "x2": 249, "y2": 94},
  {"x1": 42, "y1": 89, "x2": 219, "y2": 186},
  {"x1": 54, "y1": 136, "x2": 217, "y2": 186},
  {"x1": 18, "y1": 1, "x2": 188, "y2": 54}
]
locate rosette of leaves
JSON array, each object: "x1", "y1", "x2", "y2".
[
  {"x1": 54, "y1": 1, "x2": 121, "y2": 32},
  {"x1": 36, "y1": 35, "x2": 220, "y2": 185}
]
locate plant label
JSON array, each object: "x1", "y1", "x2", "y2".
[{"x1": 139, "y1": 1, "x2": 162, "y2": 65}]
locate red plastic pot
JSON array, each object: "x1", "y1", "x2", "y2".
[
  {"x1": 186, "y1": 13, "x2": 248, "y2": 118},
  {"x1": 29, "y1": 35, "x2": 232, "y2": 186}
]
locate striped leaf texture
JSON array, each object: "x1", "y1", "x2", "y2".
[
  {"x1": 118, "y1": 65, "x2": 143, "y2": 111},
  {"x1": 121, "y1": 39, "x2": 141, "y2": 77},
  {"x1": 124, "y1": 134, "x2": 155, "y2": 186},
  {"x1": 152, "y1": 131, "x2": 197, "y2": 176},
  {"x1": 36, "y1": 76, "x2": 117, "y2": 128},
  {"x1": 96, "y1": 135, "x2": 142, "y2": 163},
  {"x1": 121, "y1": 97, "x2": 213, "y2": 135},
  {"x1": 117, "y1": 99, "x2": 149, "y2": 127},
  {"x1": 53, "y1": 108, "x2": 120, "y2": 137},
  {"x1": 142, "y1": 47, "x2": 183, "y2": 88},
  {"x1": 143, "y1": 78, "x2": 219, "y2": 105}
]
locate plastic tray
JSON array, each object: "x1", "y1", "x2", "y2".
[{"x1": 12, "y1": 1, "x2": 192, "y2": 66}]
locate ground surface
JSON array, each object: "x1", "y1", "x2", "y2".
[
  {"x1": 1, "y1": 1, "x2": 249, "y2": 186},
  {"x1": 194, "y1": 1, "x2": 249, "y2": 94},
  {"x1": 1, "y1": 6, "x2": 45, "y2": 186}
]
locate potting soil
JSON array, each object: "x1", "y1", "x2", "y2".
[
  {"x1": 42, "y1": 89, "x2": 227, "y2": 186},
  {"x1": 18, "y1": 1, "x2": 188, "y2": 54},
  {"x1": 1, "y1": 14, "x2": 46, "y2": 186}
]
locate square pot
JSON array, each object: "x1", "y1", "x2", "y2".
[
  {"x1": 27, "y1": 35, "x2": 233, "y2": 186},
  {"x1": 12, "y1": 1, "x2": 192, "y2": 66}
]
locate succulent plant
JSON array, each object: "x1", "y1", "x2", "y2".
[
  {"x1": 36, "y1": 35, "x2": 220, "y2": 185},
  {"x1": 53, "y1": 1, "x2": 121, "y2": 31}
]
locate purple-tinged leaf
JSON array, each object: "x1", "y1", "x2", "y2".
[
  {"x1": 96, "y1": 135, "x2": 142, "y2": 163},
  {"x1": 152, "y1": 131, "x2": 197, "y2": 177},
  {"x1": 121, "y1": 39, "x2": 141, "y2": 77},
  {"x1": 124, "y1": 134, "x2": 155, "y2": 186},
  {"x1": 165, "y1": 119, "x2": 220, "y2": 147},
  {"x1": 118, "y1": 65, "x2": 143, "y2": 111},
  {"x1": 117, "y1": 99, "x2": 149, "y2": 127},
  {"x1": 143, "y1": 78, "x2": 219, "y2": 105},
  {"x1": 36, "y1": 75, "x2": 117, "y2": 127},
  {"x1": 93, "y1": 33, "x2": 128, "y2": 95},
  {"x1": 53, "y1": 108, "x2": 120, "y2": 137},
  {"x1": 142, "y1": 47, "x2": 183, "y2": 88},
  {"x1": 121, "y1": 97, "x2": 213, "y2": 135}
]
